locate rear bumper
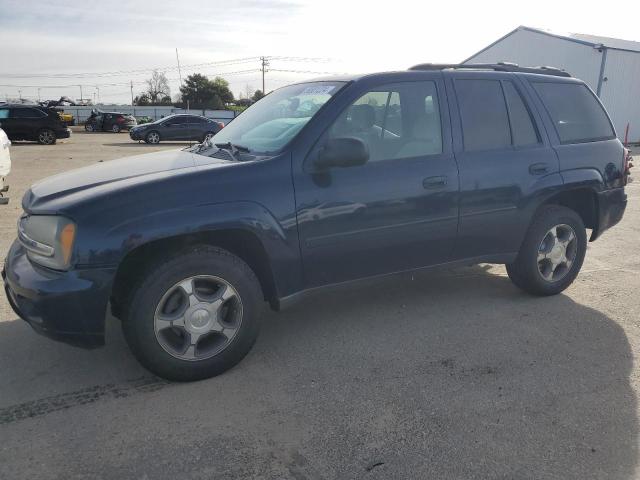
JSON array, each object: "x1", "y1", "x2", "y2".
[
  {"x1": 2, "y1": 241, "x2": 115, "y2": 348},
  {"x1": 591, "y1": 187, "x2": 627, "y2": 241}
]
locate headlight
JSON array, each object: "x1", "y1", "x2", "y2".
[{"x1": 18, "y1": 215, "x2": 77, "y2": 270}]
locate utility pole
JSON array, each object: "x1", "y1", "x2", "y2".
[
  {"x1": 176, "y1": 48, "x2": 183, "y2": 89},
  {"x1": 37, "y1": 88, "x2": 41, "y2": 102},
  {"x1": 95, "y1": 86, "x2": 100, "y2": 104},
  {"x1": 79, "y1": 85, "x2": 83, "y2": 103},
  {"x1": 130, "y1": 80, "x2": 134, "y2": 106},
  {"x1": 260, "y1": 56, "x2": 269, "y2": 93},
  {"x1": 18, "y1": 90, "x2": 22, "y2": 102}
]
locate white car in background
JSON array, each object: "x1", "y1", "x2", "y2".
[{"x1": 0, "y1": 126, "x2": 10, "y2": 204}]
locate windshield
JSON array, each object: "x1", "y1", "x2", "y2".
[{"x1": 211, "y1": 81, "x2": 345, "y2": 154}]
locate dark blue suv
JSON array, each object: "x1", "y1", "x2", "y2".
[{"x1": 3, "y1": 64, "x2": 631, "y2": 381}]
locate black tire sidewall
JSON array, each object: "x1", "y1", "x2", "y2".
[
  {"x1": 509, "y1": 206, "x2": 587, "y2": 296},
  {"x1": 122, "y1": 247, "x2": 263, "y2": 381}
]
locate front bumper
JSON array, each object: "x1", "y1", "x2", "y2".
[
  {"x1": 129, "y1": 128, "x2": 145, "y2": 140},
  {"x1": 2, "y1": 241, "x2": 115, "y2": 348},
  {"x1": 56, "y1": 128, "x2": 72, "y2": 139},
  {"x1": 591, "y1": 187, "x2": 627, "y2": 241}
]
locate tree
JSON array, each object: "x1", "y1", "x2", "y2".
[
  {"x1": 133, "y1": 93, "x2": 150, "y2": 106},
  {"x1": 252, "y1": 89, "x2": 265, "y2": 102},
  {"x1": 179, "y1": 74, "x2": 234, "y2": 109},
  {"x1": 145, "y1": 70, "x2": 171, "y2": 104}
]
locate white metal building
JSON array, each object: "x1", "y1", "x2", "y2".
[{"x1": 464, "y1": 26, "x2": 640, "y2": 143}]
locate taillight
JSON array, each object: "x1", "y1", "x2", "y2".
[
  {"x1": 623, "y1": 147, "x2": 633, "y2": 185},
  {"x1": 217, "y1": 122, "x2": 224, "y2": 129},
  {"x1": 116, "y1": 116, "x2": 125, "y2": 123}
]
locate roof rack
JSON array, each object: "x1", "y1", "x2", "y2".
[{"x1": 408, "y1": 62, "x2": 572, "y2": 77}]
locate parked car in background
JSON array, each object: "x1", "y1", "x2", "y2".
[
  {"x1": 129, "y1": 114, "x2": 224, "y2": 144},
  {"x1": 0, "y1": 126, "x2": 10, "y2": 204},
  {"x1": 0, "y1": 104, "x2": 71, "y2": 144},
  {"x1": 136, "y1": 116, "x2": 153, "y2": 125},
  {"x1": 85, "y1": 110, "x2": 137, "y2": 133},
  {"x1": 54, "y1": 109, "x2": 75, "y2": 126},
  {"x1": 3, "y1": 64, "x2": 630, "y2": 381}
]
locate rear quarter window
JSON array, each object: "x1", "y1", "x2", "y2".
[{"x1": 532, "y1": 82, "x2": 614, "y2": 144}]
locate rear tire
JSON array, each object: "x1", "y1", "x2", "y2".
[
  {"x1": 202, "y1": 131, "x2": 215, "y2": 143},
  {"x1": 506, "y1": 205, "x2": 586, "y2": 296},
  {"x1": 122, "y1": 246, "x2": 263, "y2": 382},
  {"x1": 111, "y1": 124, "x2": 121, "y2": 133}
]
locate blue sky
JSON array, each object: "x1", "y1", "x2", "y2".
[{"x1": 1, "y1": 0, "x2": 638, "y2": 104}]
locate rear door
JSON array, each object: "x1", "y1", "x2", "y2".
[
  {"x1": 447, "y1": 72, "x2": 560, "y2": 260},
  {"x1": 188, "y1": 116, "x2": 208, "y2": 140},
  {"x1": 9, "y1": 107, "x2": 47, "y2": 139}
]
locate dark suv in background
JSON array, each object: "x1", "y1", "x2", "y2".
[
  {"x1": 0, "y1": 104, "x2": 71, "y2": 144},
  {"x1": 129, "y1": 114, "x2": 224, "y2": 144},
  {"x1": 3, "y1": 64, "x2": 631, "y2": 381},
  {"x1": 85, "y1": 110, "x2": 137, "y2": 133}
]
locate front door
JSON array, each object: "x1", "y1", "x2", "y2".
[
  {"x1": 163, "y1": 116, "x2": 191, "y2": 140},
  {"x1": 293, "y1": 78, "x2": 460, "y2": 288}
]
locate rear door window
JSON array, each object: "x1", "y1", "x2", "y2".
[
  {"x1": 10, "y1": 108, "x2": 46, "y2": 118},
  {"x1": 503, "y1": 82, "x2": 540, "y2": 147},
  {"x1": 455, "y1": 79, "x2": 511, "y2": 151},
  {"x1": 532, "y1": 82, "x2": 614, "y2": 143}
]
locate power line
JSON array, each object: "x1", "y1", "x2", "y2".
[
  {"x1": 0, "y1": 69, "x2": 263, "y2": 89},
  {"x1": 0, "y1": 57, "x2": 261, "y2": 79},
  {"x1": 0, "y1": 56, "x2": 332, "y2": 79}
]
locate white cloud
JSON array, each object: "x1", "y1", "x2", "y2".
[{"x1": 1, "y1": 0, "x2": 638, "y2": 103}]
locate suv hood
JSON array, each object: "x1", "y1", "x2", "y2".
[{"x1": 24, "y1": 149, "x2": 210, "y2": 210}]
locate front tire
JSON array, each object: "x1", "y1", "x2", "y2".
[
  {"x1": 506, "y1": 205, "x2": 586, "y2": 296},
  {"x1": 145, "y1": 131, "x2": 160, "y2": 144},
  {"x1": 122, "y1": 246, "x2": 263, "y2": 381},
  {"x1": 37, "y1": 128, "x2": 56, "y2": 145}
]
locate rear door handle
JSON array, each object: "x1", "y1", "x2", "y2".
[
  {"x1": 423, "y1": 175, "x2": 448, "y2": 189},
  {"x1": 529, "y1": 162, "x2": 549, "y2": 175}
]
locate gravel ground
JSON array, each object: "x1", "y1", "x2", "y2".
[{"x1": 0, "y1": 130, "x2": 639, "y2": 479}]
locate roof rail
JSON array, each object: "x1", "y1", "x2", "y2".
[{"x1": 408, "y1": 62, "x2": 572, "y2": 77}]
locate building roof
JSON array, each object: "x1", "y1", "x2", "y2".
[{"x1": 464, "y1": 26, "x2": 640, "y2": 63}]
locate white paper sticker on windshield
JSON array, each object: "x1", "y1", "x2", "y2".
[{"x1": 300, "y1": 85, "x2": 335, "y2": 95}]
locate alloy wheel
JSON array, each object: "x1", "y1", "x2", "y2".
[
  {"x1": 537, "y1": 224, "x2": 578, "y2": 282},
  {"x1": 38, "y1": 129, "x2": 55, "y2": 144},
  {"x1": 153, "y1": 275, "x2": 243, "y2": 361}
]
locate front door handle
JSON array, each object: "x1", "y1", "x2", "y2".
[
  {"x1": 423, "y1": 175, "x2": 448, "y2": 189},
  {"x1": 529, "y1": 162, "x2": 549, "y2": 175}
]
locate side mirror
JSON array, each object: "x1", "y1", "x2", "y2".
[{"x1": 315, "y1": 137, "x2": 369, "y2": 170}]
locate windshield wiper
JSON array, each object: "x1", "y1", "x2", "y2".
[{"x1": 214, "y1": 142, "x2": 250, "y2": 161}]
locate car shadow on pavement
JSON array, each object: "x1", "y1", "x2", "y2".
[
  {"x1": 252, "y1": 265, "x2": 638, "y2": 479},
  {"x1": 0, "y1": 265, "x2": 636, "y2": 479}
]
